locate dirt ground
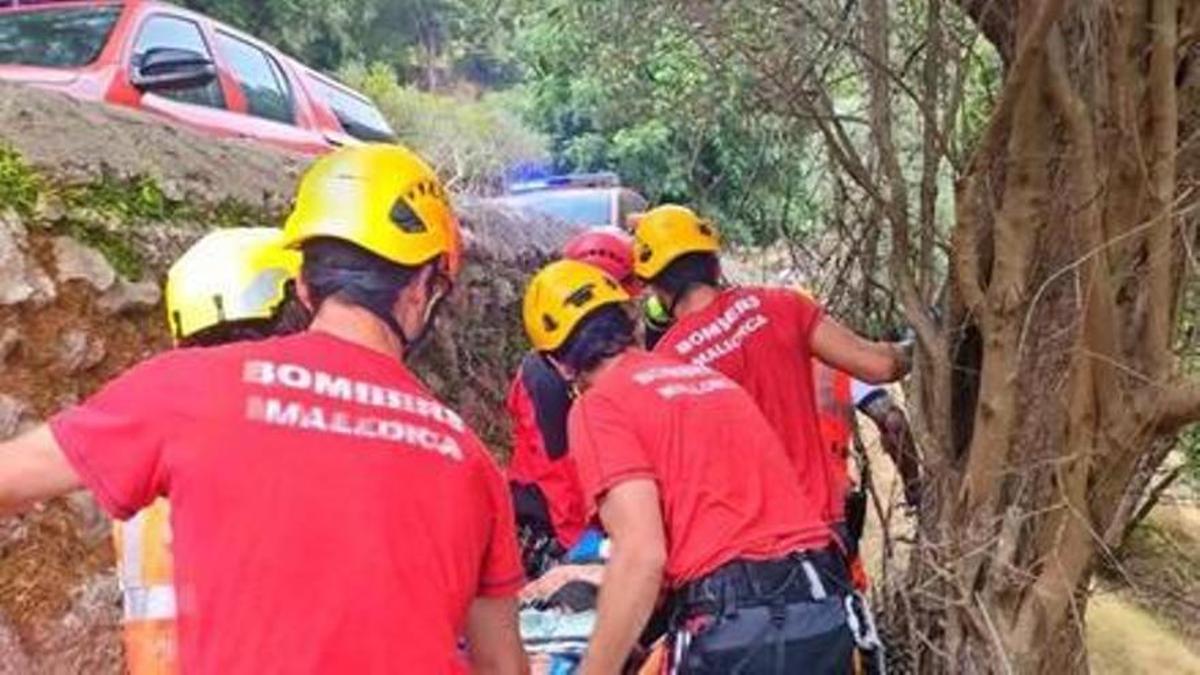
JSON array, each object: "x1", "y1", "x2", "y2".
[{"x1": 1088, "y1": 495, "x2": 1200, "y2": 673}]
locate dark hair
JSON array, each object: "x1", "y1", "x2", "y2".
[
  {"x1": 180, "y1": 281, "x2": 311, "y2": 348},
  {"x1": 551, "y1": 304, "x2": 635, "y2": 374},
  {"x1": 300, "y1": 237, "x2": 424, "y2": 324},
  {"x1": 649, "y1": 252, "x2": 719, "y2": 299}
]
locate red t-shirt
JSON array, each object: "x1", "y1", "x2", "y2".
[
  {"x1": 51, "y1": 331, "x2": 523, "y2": 675},
  {"x1": 653, "y1": 287, "x2": 844, "y2": 525},
  {"x1": 567, "y1": 350, "x2": 830, "y2": 587}
]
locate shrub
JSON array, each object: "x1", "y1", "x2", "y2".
[{"x1": 339, "y1": 62, "x2": 547, "y2": 195}]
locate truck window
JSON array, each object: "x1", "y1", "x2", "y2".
[
  {"x1": 214, "y1": 32, "x2": 294, "y2": 125},
  {"x1": 309, "y1": 77, "x2": 396, "y2": 142},
  {"x1": 132, "y1": 15, "x2": 225, "y2": 109},
  {"x1": 0, "y1": 5, "x2": 120, "y2": 68}
]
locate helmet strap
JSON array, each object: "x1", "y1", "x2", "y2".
[
  {"x1": 542, "y1": 353, "x2": 581, "y2": 400},
  {"x1": 666, "y1": 282, "x2": 702, "y2": 318},
  {"x1": 400, "y1": 290, "x2": 448, "y2": 360}
]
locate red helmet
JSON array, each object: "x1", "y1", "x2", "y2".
[{"x1": 561, "y1": 226, "x2": 638, "y2": 292}]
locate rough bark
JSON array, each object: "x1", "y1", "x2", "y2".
[{"x1": 915, "y1": 1, "x2": 1197, "y2": 672}]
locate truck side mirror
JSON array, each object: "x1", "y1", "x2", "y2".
[{"x1": 131, "y1": 47, "x2": 216, "y2": 92}]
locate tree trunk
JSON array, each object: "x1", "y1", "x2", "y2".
[
  {"x1": 903, "y1": 1, "x2": 1200, "y2": 672},
  {"x1": 673, "y1": 0, "x2": 1199, "y2": 669}
]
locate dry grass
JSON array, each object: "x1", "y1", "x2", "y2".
[
  {"x1": 1087, "y1": 592, "x2": 1200, "y2": 674},
  {"x1": 1110, "y1": 499, "x2": 1200, "y2": 644}
]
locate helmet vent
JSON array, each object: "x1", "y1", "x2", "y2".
[
  {"x1": 390, "y1": 198, "x2": 427, "y2": 234},
  {"x1": 565, "y1": 283, "x2": 596, "y2": 308},
  {"x1": 698, "y1": 222, "x2": 714, "y2": 237},
  {"x1": 542, "y1": 314, "x2": 559, "y2": 332}
]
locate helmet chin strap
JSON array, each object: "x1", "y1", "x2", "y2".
[
  {"x1": 666, "y1": 283, "x2": 699, "y2": 318},
  {"x1": 307, "y1": 264, "x2": 450, "y2": 362},
  {"x1": 400, "y1": 293, "x2": 447, "y2": 360},
  {"x1": 541, "y1": 353, "x2": 582, "y2": 400}
]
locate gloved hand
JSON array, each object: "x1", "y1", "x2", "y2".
[{"x1": 888, "y1": 337, "x2": 915, "y2": 379}]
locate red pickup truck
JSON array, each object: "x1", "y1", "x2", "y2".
[{"x1": 0, "y1": 0, "x2": 396, "y2": 154}]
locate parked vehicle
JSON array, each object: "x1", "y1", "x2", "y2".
[
  {"x1": 492, "y1": 173, "x2": 648, "y2": 231},
  {"x1": 0, "y1": 0, "x2": 395, "y2": 154}
]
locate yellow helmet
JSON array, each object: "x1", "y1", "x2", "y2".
[
  {"x1": 523, "y1": 259, "x2": 630, "y2": 352},
  {"x1": 632, "y1": 204, "x2": 720, "y2": 280},
  {"x1": 283, "y1": 144, "x2": 463, "y2": 279},
  {"x1": 165, "y1": 227, "x2": 300, "y2": 343}
]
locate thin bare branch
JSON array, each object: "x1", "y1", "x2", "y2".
[
  {"x1": 919, "y1": 0, "x2": 945, "y2": 301},
  {"x1": 1125, "y1": 465, "x2": 1185, "y2": 534}
]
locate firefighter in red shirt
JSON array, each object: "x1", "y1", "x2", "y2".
[
  {"x1": 507, "y1": 226, "x2": 639, "y2": 575},
  {"x1": 0, "y1": 145, "x2": 526, "y2": 674},
  {"x1": 117, "y1": 227, "x2": 310, "y2": 675},
  {"x1": 633, "y1": 205, "x2": 912, "y2": 535},
  {"x1": 523, "y1": 259, "x2": 855, "y2": 674},
  {"x1": 634, "y1": 205, "x2": 905, "y2": 667}
]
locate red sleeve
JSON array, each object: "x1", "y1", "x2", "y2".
[
  {"x1": 476, "y1": 454, "x2": 525, "y2": 598},
  {"x1": 772, "y1": 287, "x2": 824, "y2": 359},
  {"x1": 48, "y1": 354, "x2": 181, "y2": 520},
  {"x1": 504, "y1": 371, "x2": 538, "y2": 477},
  {"x1": 567, "y1": 392, "x2": 655, "y2": 516}
]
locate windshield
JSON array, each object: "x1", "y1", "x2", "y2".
[
  {"x1": 499, "y1": 190, "x2": 612, "y2": 227},
  {"x1": 0, "y1": 6, "x2": 120, "y2": 68}
]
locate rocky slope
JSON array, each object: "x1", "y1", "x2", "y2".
[{"x1": 0, "y1": 82, "x2": 567, "y2": 672}]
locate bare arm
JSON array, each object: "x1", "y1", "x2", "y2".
[
  {"x1": 811, "y1": 317, "x2": 911, "y2": 384},
  {"x1": 465, "y1": 596, "x2": 528, "y2": 675},
  {"x1": 0, "y1": 425, "x2": 82, "y2": 517},
  {"x1": 579, "y1": 479, "x2": 666, "y2": 675}
]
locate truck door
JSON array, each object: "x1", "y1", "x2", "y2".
[
  {"x1": 209, "y1": 31, "x2": 329, "y2": 155},
  {"x1": 127, "y1": 14, "x2": 242, "y2": 137}
]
